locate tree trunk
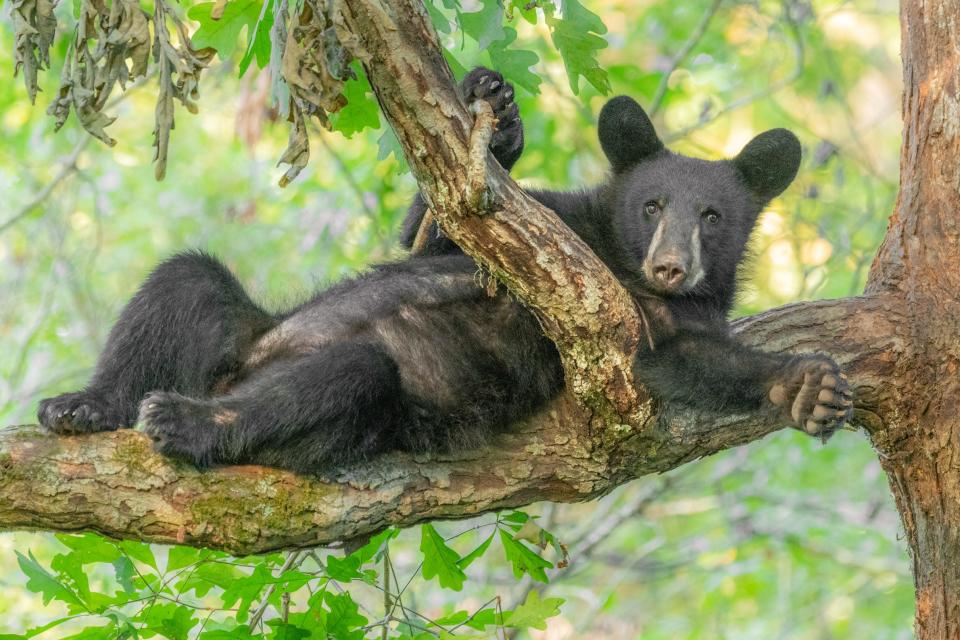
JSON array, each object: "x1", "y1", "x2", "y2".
[
  {"x1": 864, "y1": 2, "x2": 960, "y2": 637},
  {"x1": 1, "y1": 0, "x2": 958, "y2": 636}
]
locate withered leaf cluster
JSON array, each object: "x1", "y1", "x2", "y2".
[
  {"x1": 11, "y1": 0, "x2": 57, "y2": 104},
  {"x1": 13, "y1": 0, "x2": 212, "y2": 179},
  {"x1": 276, "y1": 0, "x2": 355, "y2": 186},
  {"x1": 12, "y1": 0, "x2": 359, "y2": 185}
]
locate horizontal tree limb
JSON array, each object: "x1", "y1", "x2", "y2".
[{"x1": 0, "y1": 296, "x2": 900, "y2": 555}]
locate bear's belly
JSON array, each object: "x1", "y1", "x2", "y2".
[{"x1": 239, "y1": 263, "x2": 530, "y2": 409}]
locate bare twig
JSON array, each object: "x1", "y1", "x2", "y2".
[
  {"x1": 247, "y1": 550, "x2": 303, "y2": 631},
  {"x1": 1, "y1": 72, "x2": 155, "y2": 235},
  {"x1": 665, "y1": 0, "x2": 804, "y2": 142},
  {"x1": 649, "y1": 0, "x2": 725, "y2": 117},
  {"x1": 465, "y1": 99, "x2": 498, "y2": 211},
  {"x1": 410, "y1": 208, "x2": 435, "y2": 254}
]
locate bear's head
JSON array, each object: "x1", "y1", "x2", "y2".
[{"x1": 596, "y1": 96, "x2": 801, "y2": 301}]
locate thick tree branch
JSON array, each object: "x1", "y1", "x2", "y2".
[{"x1": 0, "y1": 296, "x2": 898, "y2": 555}]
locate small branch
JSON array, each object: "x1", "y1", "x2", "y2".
[
  {"x1": 381, "y1": 545, "x2": 391, "y2": 640},
  {"x1": 1, "y1": 72, "x2": 156, "y2": 236},
  {"x1": 465, "y1": 100, "x2": 498, "y2": 211},
  {"x1": 0, "y1": 137, "x2": 90, "y2": 235},
  {"x1": 664, "y1": 0, "x2": 804, "y2": 142},
  {"x1": 648, "y1": 0, "x2": 724, "y2": 117},
  {"x1": 411, "y1": 99, "x2": 497, "y2": 254},
  {"x1": 410, "y1": 208, "x2": 435, "y2": 254},
  {"x1": 247, "y1": 550, "x2": 303, "y2": 631}
]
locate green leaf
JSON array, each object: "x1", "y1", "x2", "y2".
[
  {"x1": 188, "y1": 0, "x2": 262, "y2": 60},
  {"x1": 16, "y1": 615, "x2": 79, "y2": 639},
  {"x1": 348, "y1": 527, "x2": 398, "y2": 564},
  {"x1": 330, "y1": 67, "x2": 380, "y2": 137},
  {"x1": 136, "y1": 602, "x2": 197, "y2": 640},
  {"x1": 322, "y1": 592, "x2": 366, "y2": 640},
  {"x1": 221, "y1": 564, "x2": 312, "y2": 622},
  {"x1": 457, "y1": 532, "x2": 495, "y2": 569},
  {"x1": 434, "y1": 608, "x2": 498, "y2": 631},
  {"x1": 487, "y1": 27, "x2": 541, "y2": 95},
  {"x1": 111, "y1": 557, "x2": 137, "y2": 594},
  {"x1": 265, "y1": 621, "x2": 311, "y2": 640},
  {"x1": 376, "y1": 128, "x2": 408, "y2": 172},
  {"x1": 325, "y1": 553, "x2": 363, "y2": 582},
  {"x1": 238, "y1": 0, "x2": 274, "y2": 76},
  {"x1": 285, "y1": 610, "x2": 327, "y2": 639},
  {"x1": 166, "y1": 545, "x2": 208, "y2": 572},
  {"x1": 198, "y1": 622, "x2": 259, "y2": 639},
  {"x1": 499, "y1": 529, "x2": 553, "y2": 583},
  {"x1": 176, "y1": 560, "x2": 244, "y2": 597},
  {"x1": 504, "y1": 590, "x2": 564, "y2": 630},
  {"x1": 443, "y1": 48, "x2": 468, "y2": 81},
  {"x1": 425, "y1": 0, "x2": 452, "y2": 34},
  {"x1": 545, "y1": 0, "x2": 610, "y2": 95},
  {"x1": 16, "y1": 551, "x2": 86, "y2": 609},
  {"x1": 119, "y1": 540, "x2": 158, "y2": 570},
  {"x1": 459, "y1": 0, "x2": 505, "y2": 49},
  {"x1": 59, "y1": 626, "x2": 117, "y2": 640},
  {"x1": 55, "y1": 533, "x2": 121, "y2": 564},
  {"x1": 420, "y1": 523, "x2": 467, "y2": 591}
]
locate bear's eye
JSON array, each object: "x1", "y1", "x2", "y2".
[
  {"x1": 703, "y1": 209, "x2": 721, "y2": 224},
  {"x1": 643, "y1": 201, "x2": 661, "y2": 216}
]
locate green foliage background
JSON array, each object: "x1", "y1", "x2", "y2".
[{"x1": 0, "y1": 0, "x2": 910, "y2": 637}]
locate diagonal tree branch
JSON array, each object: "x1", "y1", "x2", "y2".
[{"x1": 332, "y1": 0, "x2": 642, "y2": 424}]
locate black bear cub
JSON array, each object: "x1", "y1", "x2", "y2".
[{"x1": 38, "y1": 68, "x2": 852, "y2": 471}]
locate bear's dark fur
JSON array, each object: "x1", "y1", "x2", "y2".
[{"x1": 38, "y1": 68, "x2": 852, "y2": 471}]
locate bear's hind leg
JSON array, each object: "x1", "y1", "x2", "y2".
[
  {"x1": 38, "y1": 251, "x2": 274, "y2": 434},
  {"x1": 139, "y1": 342, "x2": 404, "y2": 471}
]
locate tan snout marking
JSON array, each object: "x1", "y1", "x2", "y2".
[{"x1": 213, "y1": 409, "x2": 239, "y2": 427}]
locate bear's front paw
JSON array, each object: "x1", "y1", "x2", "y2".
[
  {"x1": 460, "y1": 67, "x2": 523, "y2": 170},
  {"x1": 768, "y1": 356, "x2": 853, "y2": 439},
  {"x1": 138, "y1": 392, "x2": 219, "y2": 467},
  {"x1": 38, "y1": 391, "x2": 128, "y2": 434}
]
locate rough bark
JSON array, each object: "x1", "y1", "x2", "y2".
[
  {"x1": 863, "y1": 2, "x2": 960, "y2": 637},
  {"x1": 0, "y1": 0, "x2": 958, "y2": 636},
  {"x1": 0, "y1": 296, "x2": 898, "y2": 556}
]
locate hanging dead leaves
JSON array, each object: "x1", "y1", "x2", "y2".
[
  {"x1": 11, "y1": 0, "x2": 57, "y2": 104},
  {"x1": 277, "y1": 0, "x2": 355, "y2": 186},
  {"x1": 10, "y1": 0, "x2": 358, "y2": 186}
]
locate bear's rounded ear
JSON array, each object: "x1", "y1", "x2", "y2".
[
  {"x1": 733, "y1": 129, "x2": 802, "y2": 200},
  {"x1": 598, "y1": 96, "x2": 663, "y2": 172}
]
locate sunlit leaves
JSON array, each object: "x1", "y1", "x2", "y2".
[
  {"x1": 544, "y1": 0, "x2": 610, "y2": 95},
  {"x1": 136, "y1": 602, "x2": 198, "y2": 640},
  {"x1": 188, "y1": 0, "x2": 264, "y2": 60},
  {"x1": 420, "y1": 522, "x2": 468, "y2": 590},
  {"x1": 15, "y1": 550, "x2": 86, "y2": 609},
  {"x1": 505, "y1": 590, "x2": 564, "y2": 630},
  {"x1": 10, "y1": 507, "x2": 566, "y2": 638},
  {"x1": 459, "y1": 0, "x2": 506, "y2": 49},
  {"x1": 488, "y1": 27, "x2": 542, "y2": 95},
  {"x1": 330, "y1": 67, "x2": 381, "y2": 138},
  {"x1": 499, "y1": 530, "x2": 553, "y2": 583}
]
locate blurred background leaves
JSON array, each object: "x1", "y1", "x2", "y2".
[{"x1": 0, "y1": 0, "x2": 908, "y2": 637}]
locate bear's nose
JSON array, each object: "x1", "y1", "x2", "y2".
[{"x1": 653, "y1": 261, "x2": 687, "y2": 289}]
